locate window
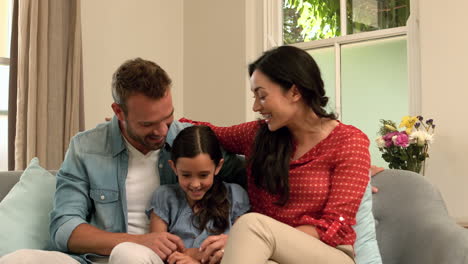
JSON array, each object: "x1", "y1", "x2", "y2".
[
  {"x1": 281, "y1": 0, "x2": 414, "y2": 167},
  {"x1": 0, "y1": 0, "x2": 13, "y2": 170},
  {"x1": 283, "y1": 0, "x2": 410, "y2": 43}
]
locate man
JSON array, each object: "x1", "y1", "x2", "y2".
[{"x1": 0, "y1": 58, "x2": 243, "y2": 264}]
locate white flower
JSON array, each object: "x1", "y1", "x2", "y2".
[
  {"x1": 376, "y1": 137, "x2": 386, "y2": 148},
  {"x1": 426, "y1": 133, "x2": 434, "y2": 144},
  {"x1": 409, "y1": 131, "x2": 433, "y2": 146}
]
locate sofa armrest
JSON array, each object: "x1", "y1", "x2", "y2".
[
  {"x1": 0, "y1": 171, "x2": 23, "y2": 202},
  {"x1": 372, "y1": 169, "x2": 468, "y2": 264}
]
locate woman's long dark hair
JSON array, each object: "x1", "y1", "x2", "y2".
[
  {"x1": 248, "y1": 46, "x2": 337, "y2": 206},
  {"x1": 171, "y1": 125, "x2": 229, "y2": 234}
]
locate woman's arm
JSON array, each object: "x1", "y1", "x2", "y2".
[
  {"x1": 178, "y1": 118, "x2": 258, "y2": 155},
  {"x1": 317, "y1": 131, "x2": 371, "y2": 246},
  {"x1": 296, "y1": 130, "x2": 371, "y2": 247}
]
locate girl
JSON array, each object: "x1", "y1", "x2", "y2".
[
  {"x1": 147, "y1": 125, "x2": 250, "y2": 264},
  {"x1": 185, "y1": 45, "x2": 371, "y2": 264}
]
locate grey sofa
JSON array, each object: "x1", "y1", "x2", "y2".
[{"x1": 1, "y1": 169, "x2": 467, "y2": 263}]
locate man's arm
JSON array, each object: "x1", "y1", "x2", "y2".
[
  {"x1": 49, "y1": 135, "x2": 184, "y2": 259},
  {"x1": 68, "y1": 223, "x2": 183, "y2": 259},
  {"x1": 68, "y1": 224, "x2": 138, "y2": 255}
]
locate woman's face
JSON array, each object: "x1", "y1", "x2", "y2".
[{"x1": 250, "y1": 70, "x2": 298, "y2": 131}]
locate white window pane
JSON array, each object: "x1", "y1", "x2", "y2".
[
  {"x1": 307, "y1": 47, "x2": 336, "y2": 114},
  {"x1": 341, "y1": 36, "x2": 408, "y2": 168},
  {"x1": 0, "y1": 65, "x2": 9, "y2": 111},
  {"x1": 283, "y1": 0, "x2": 341, "y2": 44},
  {"x1": 347, "y1": 0, "x2": 410, "y2": 34},
  {"x1": 0, "y1": 115, "x2": 7, "y2": 170},
  {"x1": 0, "y1": 0, "x2": 13, "y2": 58}
]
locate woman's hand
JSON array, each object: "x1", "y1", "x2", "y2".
[
  {"x1": 167, "y1": 251, "x2": 201, "y2": 264},
  {"x1": 199, "y1": 234, "x2": 228, "y2": 263},
  {"x1": 370, "y1": 165, "x2": 384, "y2": 193},
  {"x1": 295, "y1": 225, "x2": 319, "y2": 238}
]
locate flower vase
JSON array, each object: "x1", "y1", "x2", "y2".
[{"x1": 407, "y1": 160, "x2": 425, "y2": 175}]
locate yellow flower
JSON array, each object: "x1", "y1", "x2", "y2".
[{"x1": 399, "y1": 116, "x2": 418, "y2": 134}]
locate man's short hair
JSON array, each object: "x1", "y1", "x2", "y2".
[{"x1": 111, "y1": 58, "x2": 172, "y2": 113}]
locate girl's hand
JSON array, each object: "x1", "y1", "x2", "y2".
[
  {"x1": 199, "y1": 234, "x2": 228, "y2": 263},
  {"x1": 168, "y1": 251, "x2": 201, "y2": 264},
  {"x1": 136, "y1": 232, "x2": 185, "y2": 260}
]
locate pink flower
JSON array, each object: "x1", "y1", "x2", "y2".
[
  {"x1": 383, "y1": 131, "x2": 398, "y2": 147},
  {"x1": 394, "y1": 132, "x2": 409, "y2": 147}
]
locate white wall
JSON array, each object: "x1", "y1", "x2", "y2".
[
  {"x1": 82, "y1": 0, "x2": 249, "y2": 128},
  {"x1": 81, "y1": 0, "x2": 468, "y2": 220},
  {"x1": 183, "y1": 1, "x2": 247, "y2": 126},
  {"x1": 81, "y1": 0, "x2": 184, "y2": 129},
  {"x1": 419, "y1": 0, "x2": 468, "y2": 221},
  {"x1": 180, "y1": 0, "x2": 468, "y2": 221}
]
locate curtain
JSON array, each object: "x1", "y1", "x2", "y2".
[
  {"x1": 7, "y1": 0, "x2": 18, "y2": 171},
  {"x1": 9, "y1": 0, "x2": 84, "y2": 170}
]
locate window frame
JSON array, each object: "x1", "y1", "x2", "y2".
[
  {"x1": 292, "y1": 26, "x2": 408, "y2": 118},
  {"x1": 0, "y1": 56, "x2": 10, "y2": 172},
  {"x1": 264, "y1": 0, "x2": 421, "y2": 118},
  {"x1": 1, "y1": 0, "x2": 13, "y2": 171},
  {"x1": 1, "y1": 34, "x2": 10, "y2": 118}
]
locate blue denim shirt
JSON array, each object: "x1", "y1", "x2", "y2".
[{"x1": 49, "y1": 117, "x2": 246, "y2": 263}]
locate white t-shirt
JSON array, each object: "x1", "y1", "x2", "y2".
[{"x1": 124, "y1": 138, "x2": 160, "y2": 234}]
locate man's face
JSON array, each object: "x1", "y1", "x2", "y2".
[{"x1": 113, "y1": 91, "x2": 174, "y2": 154}]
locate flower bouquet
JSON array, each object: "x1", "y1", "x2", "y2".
[{"x1": 376, "y1": 116, "x2": 435, "y2": 174}]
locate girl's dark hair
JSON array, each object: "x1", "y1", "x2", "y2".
[
  {"x1": 248, "y1": 45, "x2": 336, "y2": 206},
  {"x1": 171, "y1": 125, "x2": 229, "y2": 234}
]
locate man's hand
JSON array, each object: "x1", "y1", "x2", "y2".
[
  {"x1": 137, "y1": 232, "x2": 185, "y2": 260},
  {"x1": 370, "y1": 165, "x2": 384, "y2": 193},
  {"x1": 199, "y1": 234, "x2": 227, "y2": 264},
  {"x1": 167, "y1": 251, "x2": 201, "y2": 264}
]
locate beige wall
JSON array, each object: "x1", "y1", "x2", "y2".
[
  {"x1": 419, "y1": 0, "x2": 468, "y2": 221},
  {"x1": 81, "y1": 0, "x2": 468, "y2": 220},
  {"x1": 183, "y1": 1, "x2": 247, "y2": 126},
  {"x1": 82, "y1": 0, "x2": 248, "y2": 128},
  {"x1": 81, "y1": 0, "x2": 184, "y2": 129}
]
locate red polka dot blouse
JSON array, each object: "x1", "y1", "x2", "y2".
[{"x1": 180, "y1": 118, "x2": 371, "y2": 247}]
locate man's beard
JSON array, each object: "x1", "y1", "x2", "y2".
[{"x1": 125, "y1": 124, "x2": 165, "y2": 151}]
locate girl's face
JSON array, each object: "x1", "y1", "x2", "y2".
[
  {"x1": 250, "y1": 70, "x2": 301, "y2": 131},
  {"x1": 169, "y1": 154, "x2": 224, "y2": 207}
]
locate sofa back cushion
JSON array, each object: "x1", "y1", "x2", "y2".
[
  {"x1": 0, "y1": 158, "x2": 56, "y2": 257},
  {"x1": 0, "y1": 172, "x2": 22, "y2": 202},
  {"x1": 354, "y1": 181, "x2": 382, "y2": 264}
]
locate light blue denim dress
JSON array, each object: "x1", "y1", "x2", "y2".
[{"x1": 147, "y1": 182, "x2": 250, "y2": 248}]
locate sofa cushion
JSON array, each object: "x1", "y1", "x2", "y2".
[
  {"x1": 0, "y1": 158, "x2": 56, "y2": 257},
  {"x1": 353, "y1": 181, "x2": 383, "y2": 264}
]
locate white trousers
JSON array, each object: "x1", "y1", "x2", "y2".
[
  {"x1": 0, "y1": 242, "x2": 163, "y2": 264},
  {"x1": 220, "y1": 213, "x2": 355, "y2": 264}
]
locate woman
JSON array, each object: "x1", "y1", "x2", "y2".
[{"x1": 186, "y1": 45, "x2": 370, "y2": 264}]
